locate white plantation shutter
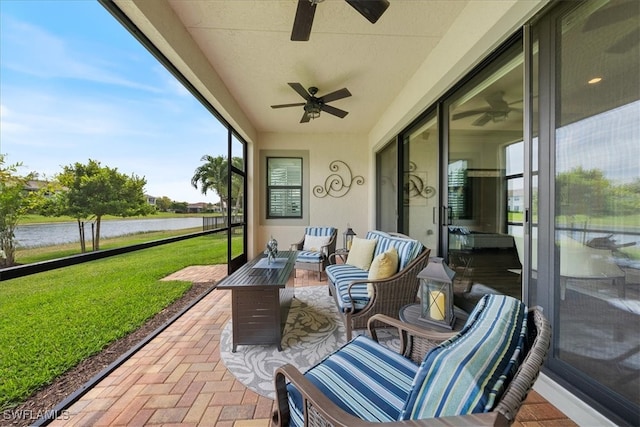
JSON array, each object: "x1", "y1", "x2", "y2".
[{"x1": 267, "y1": 157, "x2": 302, "y2": 218}]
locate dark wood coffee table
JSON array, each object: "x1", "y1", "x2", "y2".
[{"x1": 217, "y1": 250, "x2": 296, "y2": 352}]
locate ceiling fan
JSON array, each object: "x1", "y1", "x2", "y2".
[
  {"x1": 291, "y1": 0, "x2": 390, "y2": 41},
  {"x1": 271, "y1": 82, "x2": 352, "y2": 123},
  {"x1": 451, "y1": 91, "x2": 521, "y2": 126}
]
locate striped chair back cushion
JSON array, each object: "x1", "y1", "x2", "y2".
[
  {"x1": 305, "y1": 226, "x2": 336, "y2": 237},
  {"x1": 365, "y1": 231, "x2": 423, "y2": 270},
  {"x1": 399, "y1": 294, "x2": 527, "y2": 420}
]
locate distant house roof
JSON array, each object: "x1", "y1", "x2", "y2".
[
  {"x1": 187, "y1": 202, "x2": 209, "y2": 209},
  {"x1": 25, "y1": 180, "x2": 49, "y2": 191}
]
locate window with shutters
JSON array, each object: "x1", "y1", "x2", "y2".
[{"x1": 266, "y1": 157, "x2": 302, "y2": 218}]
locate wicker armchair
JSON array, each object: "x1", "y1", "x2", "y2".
[
  {"x1": 273, "y1": 304, "x2": 551, "y2": 427},
  {"x1": 336, "y1": 248, "x2": 431, "y2": 340},
  {"x1": 291, "y1": 227, "x2": 337, "y2": 280}
]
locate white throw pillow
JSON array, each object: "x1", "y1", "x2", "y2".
[
  {"x1": 346, "y1": 237, "x2": 377, "y2": 271},
  {"x1": 303, "y1": 234, "x2": 331, "y2": 253},
  {"x1": 367, "y1": 247, "x2": 399, "y2": 297}
]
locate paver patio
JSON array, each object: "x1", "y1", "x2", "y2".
[{"x1": 49, "y1": 265, "x2": 575, "y2": 426}]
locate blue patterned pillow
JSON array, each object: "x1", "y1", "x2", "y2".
[{"x1": 399, "y1": 294, "x2": 527, "y2": 420}]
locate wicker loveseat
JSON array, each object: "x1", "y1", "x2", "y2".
[
  {"x1": 273, "y1": 294, "x2": 551, "y2": 427},
  {"x1": 326, "y1": 230, "x2": 429, "y2": 340}
]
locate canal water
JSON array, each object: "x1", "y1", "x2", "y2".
[{"x1": 15, "y1": 217, "x2": 204, "y2": 248}]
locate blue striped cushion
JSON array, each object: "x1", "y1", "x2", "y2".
[
  {"x1": 296, "y1": 250, "x2": 323, "y2": 262},
  {"x1": 287, "y1": 335, "x2": 419, "y2": 426},
  {"x1": 400, "y1": 294, "x2": 527, "y2": 420},
  {"x1": 326, "y1": 264, "x2": 370, "y2": 311},
  {"x1": 305, "y1": 226, "x2": 335, "y2": 237},
  {"x1": 365, "y1": 231, "x2": 423, "y2": 270}
]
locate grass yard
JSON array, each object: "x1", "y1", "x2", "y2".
[{"x1": 0, "y1": 234, "x2": 228, "y2": 410}]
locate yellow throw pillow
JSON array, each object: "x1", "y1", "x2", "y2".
[
  {"x1": 346, "y1": 237, "x2": 377, "y2": 271},
  {"x1": 367, "y1": 247, "x2": 399, "y2": 297}
]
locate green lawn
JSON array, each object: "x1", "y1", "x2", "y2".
[{"x1": 0, "y1": 234, "x2": 229, "y2": 410}]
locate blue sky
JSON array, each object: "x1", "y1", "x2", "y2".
[{"x1": 0, "y1": 0, "x2": 227, "y2": 203}]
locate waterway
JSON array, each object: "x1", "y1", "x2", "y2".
[{"x1": 14, "y1": 217, "x2": 204, "y2": 248}]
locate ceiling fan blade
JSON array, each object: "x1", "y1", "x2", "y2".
[
  {"x1": 291, "y1": 0, "x2": 316, "y2": 41},
  {"x1": 288, "y1": 82, "x2": 311, "y2": 100},
  {"x1": 452, "y1": 109, "x2": 489, "y2": 120},
  {"x1": 345, "y1": 0, "x2": 389, "y2": 24},
  {"x1": 319, "y1": 88, "x2": 352, "y2": 103},
  {"x1": 320, "y1": 104, "x2": 349, "y2": 119},
  {"x1": 300, "y1": 111, "x2": 311, "y2": 123},
  {"x1": 472, "y1": 113, "x2": 493, "y2": 127},
  {"x1": 271, "y1": 102, "x2": 307, "y2": 109}
]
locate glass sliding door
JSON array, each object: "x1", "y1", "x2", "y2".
[
  {"x1": 549, "y1": 1, "x2": 640, "y2": 420},
  {"x1": 444, "y1": 41, "x2": 524, "y2": 299},
  {"x1": 401, "y1": 113, "x2": 439, "y2": 254}
]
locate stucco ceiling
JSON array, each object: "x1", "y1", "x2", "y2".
[{"x1": 164, "y1": 0, "x2": 469, "y2": 135}]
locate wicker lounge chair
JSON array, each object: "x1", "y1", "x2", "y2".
[{"x1": 273, "y1": 294, "x2": 551, "y2": 426}]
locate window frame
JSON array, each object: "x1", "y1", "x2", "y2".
[{"x1": 266, "y1": 156, "x2": 303, "y2": 219}]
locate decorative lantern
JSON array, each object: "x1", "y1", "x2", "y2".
[
  {"x1": 417, "y1": 257, "x2": 456, "y2": 329},
  {"x1": 343, "y1": 226, "x2": 356, "y2": 250}
]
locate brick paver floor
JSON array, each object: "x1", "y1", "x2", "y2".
[{"x1": 49, "y1": 265, "x2": 576, "y2": 426}]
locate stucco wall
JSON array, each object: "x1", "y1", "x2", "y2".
[{"x1": 249, "y1": 132, "x2": 369, "y2": 257}]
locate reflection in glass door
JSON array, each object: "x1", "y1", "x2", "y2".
[
  {"x1": 402, "y1": 114, "x2": 439, "y2": 255},
  {"x1": 551, "y1": 0, "x2": 640, "y2": 414},
  {"x1": 444, "y1": 42, "x2": 524, "y2": 299}
]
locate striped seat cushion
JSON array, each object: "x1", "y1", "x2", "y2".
[
  {"x1": 399, "y1": 294, "x2": 527, "y2": 420},
  {"x1": 287, "y1": 335, "x2": 419, "y2": 427},
  {"x1": 296, "y1": 250, "x2": 323, "y2": 263},
  {"x1": 325, "y1": 264, "x2": 370, "y2": 311}
]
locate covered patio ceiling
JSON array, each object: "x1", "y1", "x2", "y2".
[
  {"x1": 110, "y1": 0, "x2": 523, "y2": 138},
  {"x1": 164, "y1": 0, "x2": 470, "y2": 135}
]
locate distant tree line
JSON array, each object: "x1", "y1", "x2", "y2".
[
  {"x1": 1, "y1": 154, "x2": 239, "y2": 268},
  {"x1": 556, "y1": 167, "x2": 640, "y2": 218}
]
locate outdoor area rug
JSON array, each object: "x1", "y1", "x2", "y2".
[{"x1": 220, "y1": 285, "x2": 400, "y2": 398}]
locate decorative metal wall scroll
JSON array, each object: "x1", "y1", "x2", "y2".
[
  {"x1": 404, "y1": 161, "x2": 436, "y2": 205},
  {"x1": 313, "y1": 160, "x2": 364, "y2": 198}
]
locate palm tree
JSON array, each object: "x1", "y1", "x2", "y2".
[{"x1": 191, "y1": 155, "x2": 243, "y2": 219}]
